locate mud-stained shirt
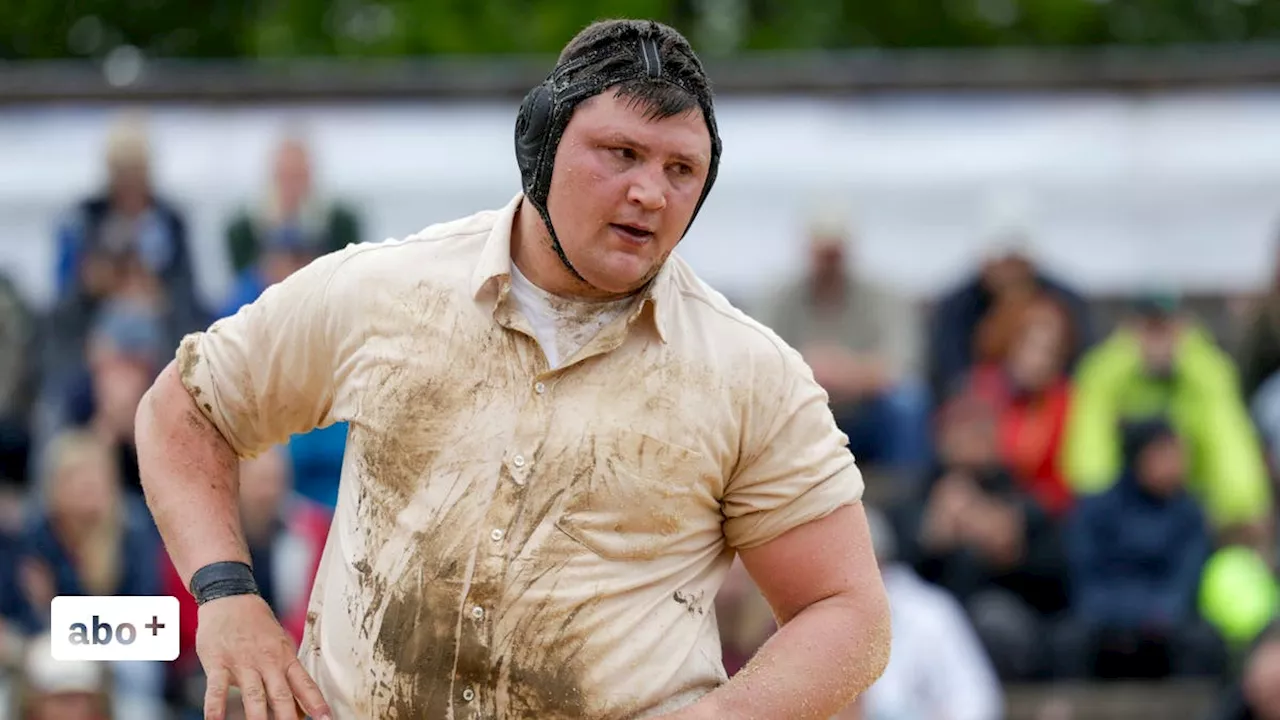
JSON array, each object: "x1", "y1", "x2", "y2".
[{"x1": 176, "y1": 192, "x2": 864, "y2": 720}]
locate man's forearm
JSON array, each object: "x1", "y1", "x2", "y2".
[
  {"x1": 135, "y1": 361, "x2": 249, "y2": 588},
  {"x1": 699, "y1": 592, "x2": 890, "y2": 720}
]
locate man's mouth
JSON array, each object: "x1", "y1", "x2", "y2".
[{"x1": 610, "y1": 223, "x2": 654, "y2": 242}]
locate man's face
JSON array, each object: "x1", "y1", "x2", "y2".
[
  {"x1": 1136, "y1": 434, "x2": 1186, "y2": 498},
  {"x1": 90, "y1": 345, "x2": 154, "y2": 436},
  {"x1": 809, "y1": 235, "x2": 847, "y2": 285},
  {"x1": 940, "y1": 407, "x2": 999, "y2": 469},
  {"x1": 1245, "y1": 638, "x2": 1280, "y2": 720},
  {"x1": 980, "y1": 253, "x2": 1034, "y2": 294},
  {"x1": 274, "y1": 142, "x2": 312, "y2": 215},
  {"x1": 108, "y1": 161, "x2": 149, "y2": 215},
  {"x1": 545, "y1": 89, "x2": 712, "y2": 296},
  {"x1": 1136, "y1": 316, "x2": 1180, "y2": 376}
]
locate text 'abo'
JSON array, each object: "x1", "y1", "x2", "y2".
[{"x1": 50, "y1": 596, "x2": 180, "y2": 662}]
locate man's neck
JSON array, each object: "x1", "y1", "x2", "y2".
[{"x1": 510, "y1": 200, "x2": 634, "y2": 303}]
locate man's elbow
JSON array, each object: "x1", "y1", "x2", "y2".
[{"x1": 858, "y1": 587, "x2": 892, "y2": 685}]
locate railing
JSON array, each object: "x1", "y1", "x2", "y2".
[{"x1": 6, "y1": 42, "x2": 1280, "y2": 105}]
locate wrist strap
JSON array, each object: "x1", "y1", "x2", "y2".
[{"x1": 189, "y1": 561, "x2": 260, "y2": 606}]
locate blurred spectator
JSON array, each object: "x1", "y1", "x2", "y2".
[
  {"x1": 222, "y1": 132, "x2": 361, "y2": 304},
  {"x1": 860, "y1": 503, "x2": 1004, "y2": 720},
  {"x1": 12, "y1": 634, "x2": 111, "y2": 720},
  {"x1": 35, "y1": 114, "x2": 206, "y2": 498},
  {"x1": 967, "y1": 294, "x2": 1077, "y2": 519},
  {"x1": 18, "y1": 430, "x2": 165, "y2": 719},
  {"x1": 0, "y1": 272, "x2": 35, "y2": 498},
  {"x1": 161, "y1": 447, "x2": 330, "y2": 710},
  {"x1": 43, "y1": 112, "x2": 204, "y2": 394},
  {"x1": 219, "y1": 133, "x2": 358, "y2": 509},
  {"x1": 895, "y1": 390, "x2": 1067, "y2": 680},
  {"x1": 1064, "y1": 295, "x2": 1273, "y2": 538},
  {"x1": 0, "y1": 529, "x2": 34, "y2": 720},
  {"x1": 1054, "y1": 418, "x2": 1225, "y2": 680},
  {"x1": 927, "y1": 227, "x2": 1092, "y2": 409},
  {"x1": 52, "y1": 300, "x2": 166, "y2": 500},
  {"x1": 757, "y1": 207, "x2": 928, "y2": 475},
  {"x1": 1206, "y1": 621, "x2": 1280, "y2": 720}
]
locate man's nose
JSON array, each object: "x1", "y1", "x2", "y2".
[{"x1": 627, "y1": 166, "x2": 668, "y2": 211}]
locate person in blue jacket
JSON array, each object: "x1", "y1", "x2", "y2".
[{"x1": 1053, "y1": 416, "x2": 1226, "y2": 679}]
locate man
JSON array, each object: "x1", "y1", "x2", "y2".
[
  {"x1": 1063, "y1": 294, "x2": 1272, "y2": 537},
  {"x1": 135, "y1": 18, "x2": 890, "y2": 720},
  {"x1": 758, "y1": 207, "x2": 928, "y2": 476}
]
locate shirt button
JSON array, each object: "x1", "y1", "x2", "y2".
[
  {"x1": 534, "y1": 381, "x2": 546, "y2": 395},
  {"x1": 462, "y1": 687, "x2": 475, "y2": 702},
  {"x1": 490, "y1": 529, "x2": 504, "y2": 542},
  {"x1": 513, "y1": 454, "x2": 525, "y2": 468},
  {"x1": 472, "y1": 606, "x2": 485, "y2": 620}
]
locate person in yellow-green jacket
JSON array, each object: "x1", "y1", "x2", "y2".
[{"x1": 1063, "y1": 294, "x2": 1273, "y2": 534}]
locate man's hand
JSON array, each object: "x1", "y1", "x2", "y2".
[
  {"x1": 920, "y1": 472, "x2": 977, "y2": 551},
  {"x1": 961, "y1": 498, "x2": 1025, "y2": 568},
  {"x1": 196, "y1": 594, "x2": 331, "y2": 720}
]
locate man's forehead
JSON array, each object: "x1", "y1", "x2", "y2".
[{"x1": 574, "y1": 96, "x2": 710, "y2": 160}]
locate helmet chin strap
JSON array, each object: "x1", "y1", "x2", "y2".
[{"x1": 534, "y1": 200, "x2": 594, "y2": 288}]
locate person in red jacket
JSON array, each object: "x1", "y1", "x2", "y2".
[
  {"x1": 160, "y1": 447, "x2": 331, "y2": 712},
  {"x1": 968, "y1": 294, "x2": 1077, "y2": 519}
]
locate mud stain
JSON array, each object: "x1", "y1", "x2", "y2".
[{"x1": 672, "y1": 590, "x2": 706, "y2": 618}]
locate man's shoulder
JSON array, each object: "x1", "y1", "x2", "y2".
[
  {"x1": 665, "y1": 257, "x2": 805, "y2": 375},
  {"x1": 322, "y1": 206, "x2": 502, "y2": 285}
]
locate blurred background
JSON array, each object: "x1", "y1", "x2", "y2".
[{"x1": 3, "y1": 1, "x2": 1280, "y2": 719}]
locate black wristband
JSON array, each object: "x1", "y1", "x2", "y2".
[{"x1": 189, "y1": 561, "x2": 260, "y2": 606}]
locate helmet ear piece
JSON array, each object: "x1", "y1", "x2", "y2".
[{"x1": 514, "y1": 80, "x2": 556, "y2": 205}]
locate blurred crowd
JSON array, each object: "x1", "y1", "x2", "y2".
[
  {"x1": 727, "y1": 201, "x2": 1280, "y2": 719},
  {"x1": 0, "y1": 114, "x2": 353, "y2": 720},
  {"x1": 0, "y1": 109, "x2": 1277, "y2": 720}
]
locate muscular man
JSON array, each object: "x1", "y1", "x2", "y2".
[{"x1": 135, "y1": 19, "x2": 890, "y2": 720}]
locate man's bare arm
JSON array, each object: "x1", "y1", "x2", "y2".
[
  {"x1": 135, "y1": 360, "x2": 248, "y2": 587},
  {"x1": 686, "y1": 503, "x2": 891, "y2": 720}
]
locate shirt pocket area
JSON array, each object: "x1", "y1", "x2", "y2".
[{"x1": 555, "y1": 429, "x2": 713, "y2": 562}]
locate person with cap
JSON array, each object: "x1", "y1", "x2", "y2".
[
  {"x1": 756, "y1": 203, "x2": 929, "y2": 478},
  {"x1": 134, "y1": 18, "x2": 890, "y2": 720},
  {"x1": 1062, "y1": 293, "x2": 1273, "y2": 538},
  {"x1": 14, "y1": 633, "x2": 111, "y2": 720}
]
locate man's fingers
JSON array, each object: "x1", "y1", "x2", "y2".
[
  {"x1": 287, "y1": 659, "x2": 333, "y2": 720},
  {"x1": 204, "y1": 667, "x2": 231, "y2": 720},
  {"x1": 263, "y1": 667, "x2": 303, "y2": 720},
  {"x1": 234, "y1": 667, "x2": 270, "y2": 720}
]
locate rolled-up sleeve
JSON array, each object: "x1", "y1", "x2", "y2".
[
  {"x1": 723, "y1": 344, "x2": 865, "y2": 550},
  {"x1": 176, "y1": 246, "x2": 364, "y2": 459}
]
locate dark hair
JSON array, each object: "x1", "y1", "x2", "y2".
[{"x1": 556, "y1": 19, "x2": 709, "y2": 122}]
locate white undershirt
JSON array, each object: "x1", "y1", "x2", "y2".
[{"x1": 507, "y1": 264, "x2": 637, "y2": 369}]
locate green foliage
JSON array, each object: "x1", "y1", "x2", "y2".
[{"x1": 4, "y1": 0, "x2": 1280, "y2": 60}]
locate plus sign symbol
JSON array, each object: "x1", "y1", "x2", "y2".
[{"x1": 50, "y1": 596, "x2": 181, "y2": 662}]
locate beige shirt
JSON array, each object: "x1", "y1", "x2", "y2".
[{"x1": 178, "y1": 193, "x2": 864, "y2": 720}]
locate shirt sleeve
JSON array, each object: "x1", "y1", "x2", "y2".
[
  {"x1": 175, "y1": 245, "x2": 366, "y2": 459},
  {"x1": 722, "y1": 343, "x2": 865, "y2": 550}
]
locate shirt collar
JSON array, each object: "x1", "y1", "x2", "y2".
[{"x1": 470, "y1": 192, "x2": 673, "y2": 344}]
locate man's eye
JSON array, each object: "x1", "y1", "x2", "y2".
[{"x1": 612, "y1": 147, "x2": 637, "y2": 160}]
